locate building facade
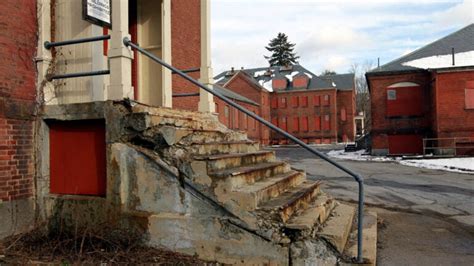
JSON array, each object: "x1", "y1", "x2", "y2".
[
  {"x1": 367, "y1": 23, "x2": 474, "y2": 156},
  {"x1": 1, "y1": 0, "x2": 217, "y2": 238},
  {"x1": 215, "y1": 65, "x2": 357, "y2": 144}
]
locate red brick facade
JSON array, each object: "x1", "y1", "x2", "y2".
[
  {"x1": 0, "y1": 0, "x2": 38, "y2": 201},
  {"x1": 171, "y1": 0, "x2": 201, "y2": 111},
  {"x1": 269, "y1": 89, "x2": 355, "y2": 144},
  {"x1": 218, "y1": 72, "x2": 271, "y2": 144},
  {"x1": 368, "y1": 69, "x2": 474, "y2": 155},
  {"x1": 219, "y1": 72, "x2": 356, "y2": 145},
  {"x1": 432, "y1": 70, "x2": 474, "y2": 139}
]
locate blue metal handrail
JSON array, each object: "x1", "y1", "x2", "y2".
[{"x1": 123, "y1": 37, "x2": 365, "y2": 263}]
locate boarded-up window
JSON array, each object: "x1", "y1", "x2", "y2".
[
  {"x1": 271, "y1": 98, "x2": 278, "y2": 108},
  {"x1": 323, "y1": 95, "x2": 330, "y2": 106},
  {"x1": 301, "y1": 117, "x2": 309, "y2": 131},
  {"x1": 242, "y1": 114, "x2": 247, "y2": 130},
  {"x1": 386, "y1": 83, "x2": 423, "y2": 117},
  {"x1": 279, "y1": 97, "x2": 287, "y2": 108},
  {"x1": 341, "y1": 108, "x2": 347, "y2": 121},
  {"x1": 314, "y1": 116, "x2": 321, "y2": 131},
  {"x1": 50, "y1": 120, "x2": 106, "y2": 196},
  {"x1": 301, "y1": 96, "x2": 308, "y2": 107},
  {"x1": 271, "y1": 117, "x2": 278, "y2": 127},
  {"x1": 233, "y1": 109, "x2": 239, "y2": 129},
  {"x1": 224, "y1": 106, "x2": 229, "y2": 117},
  {"x1": 466, "y1": 89, "x2": 474, "y2": 109},
  {"x1": 293, "y1": 117, "x2": 299, "y2": 132},
  {"x1": 253, "y1": 112, "x2": 257, "y2": 130},
  {"x1": 313, "y1": 95, "x2": 320, "y2": 106},
  {"x1": 323, "y1": 115, "x2": 330, "y2": 130},
  {"x1": 281, "y1": 117, "x2": 288, "y2": 131},
  {"x1": 292, "y1": 96, "x2": 299, "y2": 107}
]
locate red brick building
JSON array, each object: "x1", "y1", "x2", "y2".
[
  {"x1": 367, "y1": 23, "x2": 474, "y2": 156},
  {"x1": 0, "y1": 0, "x2": 37, "y2": 203},
  {"x1": 0, "y1": 0, "x2": 220, "y2": 238},
  {"x1": 215, "y1": 65, "x2": 356, "y2": 144}
]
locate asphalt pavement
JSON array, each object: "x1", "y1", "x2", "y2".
[{"x1": 270, "y1": 146, "x2": 474, "y2": 266}]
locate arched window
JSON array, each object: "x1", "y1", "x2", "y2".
[{"x1": 386, "y1": 82, "x2": 423, "y2": 117}]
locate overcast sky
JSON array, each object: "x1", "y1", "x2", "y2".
[{"x1": 211, "y1": 0, "x2": 474, "y2": 75}]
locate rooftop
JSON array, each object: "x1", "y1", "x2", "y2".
[
  {"x1": 369, "y1": 23, "x2": 474, "y2": 74},
  {"x1": 214, "y1": 65, "x2": 355, "y2": 92}
]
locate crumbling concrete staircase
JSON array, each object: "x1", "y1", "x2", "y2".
[{"x1": 115, "y1": 102, "x2": 377, "y2": 265}]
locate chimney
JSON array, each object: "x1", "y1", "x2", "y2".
[
  {"x1": 241, "y1": 67, "x2": 244, "y2": 70},
  {"x1": 231, "y1": 67, "x2": 235, "y2": 73},
  {"x1": 452, "y1": 48, "x2": 455, "y2": 66}
]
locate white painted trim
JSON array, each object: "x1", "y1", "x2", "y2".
[
  {"x1": 36, "y1": 0, "x2": 56, "y2": 104},
  {"x1": 198, "y1": 0, "x2": 216, "y2": 113},
  {"x1": 107, "y1": 0, "x2": 134, "y2": 100},
  {"x1": 91, "y1": 25, "x2": 106, "y2": 101},
  {"x1": 161, "y1": 0, "x2": 172, "y2": 108}
]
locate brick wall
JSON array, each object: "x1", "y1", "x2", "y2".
[
  {"x1": 433, "y1": 70, "x2": 474, "y2": 139},
  {"x1": 0, "y1": 0, "x2": 38, "y2": 201},
  {"x1": 368, "y1": 72, "x2": 431, "y2": 152},
  {"x1": 337, "y1": 90, "x2": 356, "y2": 142},
  {"x1": 270, "y1": 89, "x2": 341, "y2": 144},
  {"x1": 171, "y1": 0, "x2": 201, "y2": 111},
  {"x1": 220, "y1": 72, "x2": 271, "y2": 144}
]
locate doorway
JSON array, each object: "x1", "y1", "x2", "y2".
[{"x1": 129, "y1": 0, "x2": 171, "y2": 107}]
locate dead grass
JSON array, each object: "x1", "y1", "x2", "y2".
[{"x1": 0, "y1": 226, "x2": 217, "y2": 265}]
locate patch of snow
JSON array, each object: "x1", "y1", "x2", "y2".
[
  {"x1": 214, "y1": 76, "x2": 225, "y2": 83},
  {"x1": 253, "y1": 70, "x2": 267, "y2": 78},
  {"x1": 327, "y1": 150, "x2": 398, "y2": 162},
  {"x1": 304, "y1": 72, "x2": 313, "y2": 79},
  {"x1": 400, "y1": 158, "x2": 474, "y2": 174},
  {"x1": 332, "y1": 82, "x2": 337, "y2": 87},
  {"x1": 402, "y1": 50, "x2": 474, "y2": 69},
  {"x1": 328, "y1": 150, "x2": 474, "y2": 174},
  {"x1": 285, "y1": 71, "x2": 299, "y2": 82},
  {"x1": 259, "y1": 79, "x2": 273, "y2": 92}
]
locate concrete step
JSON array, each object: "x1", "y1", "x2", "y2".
[
  {"x1": 233, "y1": 170, "x2": 306, "y2": 211},
  {"x1": 209, "y1": 161, "x2": 290, "y2": 188},
  {"x1": 190, "y1": 140, "x2": 260, "y2": 155},
  {"x1": 194, "y1": 151, "x2": 276, "y2": 171},
  {"x1": 343, "y1": 211, "x2": 378, "y2": 266},
  {"x1": 258, "y1": 180, "x2": 321, "y2": 223},
  {"x1": 127, "y1": 111, "x2": 228, "y2": 133},
  {"x1": 285, "y1": 193, "x2": 336, "y2": 230},
  {"x1": 317, "y1": 203, "x2": 356, "y2": 253},
  {"x1": 181, "y1": 130, "x2": 248, "y2": 145},
  {"x1": 131, "y1": 103, "x2": 220, "y2": 123}
]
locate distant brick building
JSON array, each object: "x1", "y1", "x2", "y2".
[
  {"x1": 215, "y1": 65, "x2": 356, "y2": 144},
  {"x1": 366, "y1": 23, "x2": 474, "y2": 156}
]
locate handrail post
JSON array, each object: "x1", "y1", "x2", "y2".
[{"x1": 124, "y1": 37, "x2": 365, "y2": 262}]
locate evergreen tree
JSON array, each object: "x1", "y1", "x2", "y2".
[
  {"x1": 320, "y1": 69, "x2": 337, "y2": 76},
  {"x1": 264, "y1": 33, "x2": 300, "y2": 66}
]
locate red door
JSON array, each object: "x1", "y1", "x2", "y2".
[
  {"x1": 388, "y1": 134, "x2": 423, "y2": 155},
  {"x1": 49, "y1": 120, "x2": 106, "y2": 196},
  {"x1": 129, "y1": 0, "x2": 138, "y2": 99}
]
